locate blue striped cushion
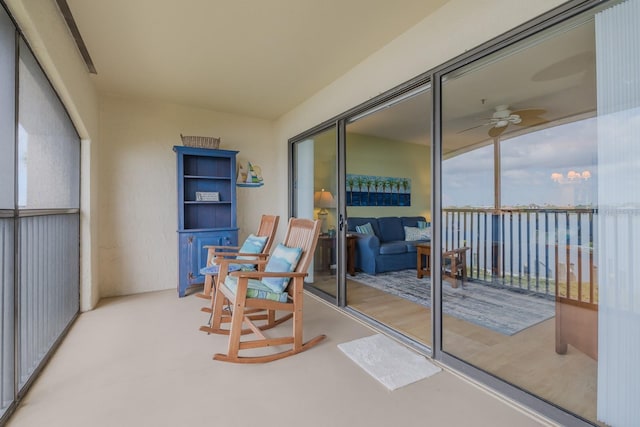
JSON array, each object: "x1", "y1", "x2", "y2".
[
  {"x1": 261, "y1": 244, "x2": 303, "y2": 293},
  {"x1": 224, "y1": 276, "x2": 289, "y2": 302},
  {"x1": 355, "y1": 222, "x2": 374, "y2": 235},
  {"x1": 200, "y1": 263, "x2": 242, "y2": 276},
  {"x1": 236, "y1": 234, "x2": 268, "y2": 269}
]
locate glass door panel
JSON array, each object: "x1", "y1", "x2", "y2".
[
  {"x1": 0, "y1": 6, "x2": 15, "y2": 418},
  {"x1": 292, "y1": 127, "x2": 338, "y2": 298},
  {"x1": 440, "y1": 13, "x2": 601, "y2": 423},
  {"x1": 345, "y1": 86, "x2": 432, "y2": 346}
]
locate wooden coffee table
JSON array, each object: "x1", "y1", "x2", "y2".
[{"x1": 416, "y1": 243, "x2": 431, "y2": 278}]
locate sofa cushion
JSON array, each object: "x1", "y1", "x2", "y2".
[
  {"x1": 377, "y1": 217, "x2": 404, "y2": 242},
  {"x1": 379, "y1": 241, "x2": 408, "y2": 255},
  {"x1": 405, "y1": 242, "x2": 419, "y2": 253}
]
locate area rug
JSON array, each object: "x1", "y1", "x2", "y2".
[
  {"x1": 352, "y1": 270, "x2": 555, "y2": 336},
  {"x1": 338, "y1": 334, "x2": 441, "y2": 391}
]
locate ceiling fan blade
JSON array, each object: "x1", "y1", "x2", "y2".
[
  {"x1": 518, "y1": 117, "x2": 549, "y2": 127},
  {"x1": 488, "y1": 125, "x2": 507, "y2": 138},
  {"x1": 512, "y1": 108, "x2": 546, "y2": 118},
  {"x1": 457, "y1": 123, "x2": 489, "y2": 134}
]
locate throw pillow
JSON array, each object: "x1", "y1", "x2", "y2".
[
  {"x1": 417, "y1": 221, "x2": 431, "y2": 229},
  {"x1": 404, "y1": 226, "x2": 431, "y2": 241},
  {"x1": 236, "y1": 234, "x2": 269, "y2": 269},
  {"x1": 261, "y1": 243, "x2": 303, "y2": 293},
  {"x1": 355, "y1": 222, "x2": 374, "y2": 235}
]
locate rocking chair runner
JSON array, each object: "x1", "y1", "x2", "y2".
[
  {"x1": 196, "y1": 215, "x2": 279, "y2": 302},
  {"x1": 202, "y1": 217, "x2": 324, "y2": 363}
]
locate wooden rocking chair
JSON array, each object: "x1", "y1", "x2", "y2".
[
  {"x1": 196, "y1": 214, "x2": 279, "y2": 303},
  {"x1": 203, "y1": 217, "x2": 324, "y2": 363}
]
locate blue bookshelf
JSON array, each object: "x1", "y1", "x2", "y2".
[{"x1": 173, "y1": 146, "x2": 239, "y2": 297}]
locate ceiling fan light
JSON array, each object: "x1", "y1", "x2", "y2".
[
  {"x1": 496, "y1": 119, "x2": 509, "y2": 128},
  {"x1": 510, "y1": 115, "x2": 522, "y2": 124}
]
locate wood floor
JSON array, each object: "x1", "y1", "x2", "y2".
[{"x1": 312, "y1": 272, "x2": 599, "y2": 425}]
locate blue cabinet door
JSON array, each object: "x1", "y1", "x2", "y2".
[{"x1": 177, "y1": 230, "x2": 238, "y2": 297}]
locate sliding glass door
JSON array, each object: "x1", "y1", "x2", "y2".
[
  {"x1": 292, "y1": 126, "x2": 340, "y2": 299},
  {"x1": 439, "y1": 1, "x2": 639, "y2": 424},
  {"x1": 290, "y1": 0, "x2": 640, "y2": 424},
  {"x1": 344, "y1": 86, "x2": 433, "y2": 346},
  {"x1": 292, "y1": 85, "x2": 434, "y2": 349}
]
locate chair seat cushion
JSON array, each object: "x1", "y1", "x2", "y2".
[
  {"x1": 199, "y1": 263, "x2": 242, "y2": 276},
  {"x1": 224, "y1": 276, "x2": 289, "y2": 302}
]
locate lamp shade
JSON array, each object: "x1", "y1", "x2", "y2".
[{"x1": 314, "y1": 188, "x2": 335, "y2": 212}]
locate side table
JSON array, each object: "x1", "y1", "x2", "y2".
[
  {"x1": 416, "y1": 243, "x2": 431, "y2": 279},
  {"x1": 317, "y1": 234, "x2": 358, "y2": 276}
]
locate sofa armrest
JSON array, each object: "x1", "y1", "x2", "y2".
[
  {"x1": 352, "y1": 232, "x2": 380, "y2": 274},
  {"x1": 352, "y1": 232, "x2": 380, "y2": 252}
]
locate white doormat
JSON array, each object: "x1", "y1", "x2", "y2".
[{"x1": 338, "y1": 334, "x2": 441, "y2": 391}]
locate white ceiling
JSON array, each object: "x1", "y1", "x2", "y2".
[
  {"x1": 66, "y1": 0, "x2": 450, "y2": 120},
  {"x1": 348, "y1": 17, "x2": 596, "y2": 154}
]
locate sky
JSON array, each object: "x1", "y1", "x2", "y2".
[{"x1": 443, "y1": 117, "x2": 599, "y2": 208}]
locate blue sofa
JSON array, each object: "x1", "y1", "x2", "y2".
[{"x1": 347, "y1": 216, "x2": 430, "y2": 275}]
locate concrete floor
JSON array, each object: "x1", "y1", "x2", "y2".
[{"x1": 7, "y1": 290, "x2": 556, "y2": 427}]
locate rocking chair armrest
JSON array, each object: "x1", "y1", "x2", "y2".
[
  {"x1": 214, "y1": 258, "x2": 269, "y2": 266},
  {"x1": 213, "y1": 252, "x2": 269, "y2": 259},
  {"x1": 204, "y1": 245, "x2": 241, "y2": 252},
  {"x1": 229, "y1": 271, "x2": 308, "y2": 279}
]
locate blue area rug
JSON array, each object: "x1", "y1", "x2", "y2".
[{"x1": 354, "y1": 269, "x2": 555, "y2": 335}]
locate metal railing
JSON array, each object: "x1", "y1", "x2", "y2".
[{"x1": 443, "y1": 207, "x2": 598, "y2": 303}]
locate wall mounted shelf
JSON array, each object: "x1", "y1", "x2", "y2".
[{"x1": 236, "y1": 182, "x2": 264, "y2": 188}]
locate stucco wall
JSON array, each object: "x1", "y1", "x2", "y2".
[{"x1": 97, "y1": 95, "x2": 277, "y2": 297}]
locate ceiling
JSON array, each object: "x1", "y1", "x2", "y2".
[
  {"x1": 65, "y1": 0, "x2": 450, "y2": 120},
  {"x1": 347, "y1": 16, "x2": 597, "y2": 155}
]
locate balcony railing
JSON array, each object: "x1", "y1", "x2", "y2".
[{"x1": 443, "y1": 207, "x2": 598, "y2": 304}]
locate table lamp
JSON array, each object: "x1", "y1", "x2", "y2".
[{"x1": 314, "y1": 188, "x2": 335, "y2": 233}]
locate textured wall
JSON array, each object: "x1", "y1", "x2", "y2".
[{"x1": 98, "y1": 95, "x2": 277, "y2": 297}]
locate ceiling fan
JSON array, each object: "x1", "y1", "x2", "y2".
[{"x1": 462, "y1": 105, "x2": 548, "y2": 138}]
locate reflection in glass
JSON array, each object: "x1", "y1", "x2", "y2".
[{"x1": 441, "y1": 15, "x2": 599, "y2": 423}]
